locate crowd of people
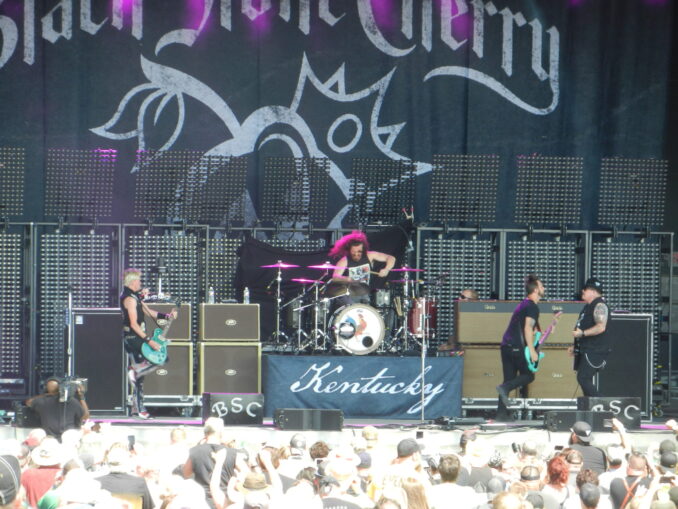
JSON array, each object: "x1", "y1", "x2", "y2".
[{"x1": 3, "y1": 416, "x2": 678, "y2": 509}]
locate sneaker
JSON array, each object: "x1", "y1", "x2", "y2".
[
  {"x1": 496, "y1": 384, "x2": 511, "y2": 408},
  {"x1": 134, "y1": 411, "x2": 152, "y2": 420}
]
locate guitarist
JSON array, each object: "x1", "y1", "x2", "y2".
[
  {"x1": 496, "y1": 274, "x2": 546, "y2": 421},
  {"x1": 120, "y1": 268, "x2": 176, "y2": 419},
  {"x1": 570, "y1": 278, "x2": 611, "y2": 396}
]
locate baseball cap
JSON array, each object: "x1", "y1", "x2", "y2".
[
  {"x1": 397, "y1": 438, "x2": 421, "y2": 458},
  {"x1": 661, "y1": 452, "x2": 678, "y2": 473},
  {"x1": 0, "y1": 455, "x2": 20, "y2": 506},
  {"x1": 571, "y1": 421, "x2": 593, "y2": 443},
  {"x1": 660, "y1": 439, "x2": 677, "y2": 455},
  {"x1": 583, "y1": 278, "x2": 603, "y2": 293}
]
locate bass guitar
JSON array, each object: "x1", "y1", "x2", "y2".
[
  {"x1": 141, "y1": 300, "x2": 181, "y2": 365},
  {"x1": 524, "y1": 311, "x2": 563, "y2": 373}
]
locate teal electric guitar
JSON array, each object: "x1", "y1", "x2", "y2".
[
  {"x1": 141, "y1": 300, "x2": 181, "y2": 365},
  {"x1": 525, "y1": 311, "x2": 563, "y2": 373}
]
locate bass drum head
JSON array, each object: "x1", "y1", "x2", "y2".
[{"x1": 331, "y1": 304, "x2": 385, "y2": 355}]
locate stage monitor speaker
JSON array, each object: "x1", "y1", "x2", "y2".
[
  {"x1": 577, "y1": 397, "x2": 641, "y2": 429},
  {"x1": 199, "y1": 342, "x2": 261, "y2": 394},
  {"x1": 143, "y1": 342, "x2": 193, "y2": 396},
  {"x1": 143, "y1": 303, "x2": 192, "y2": 340},
  {"x1": 597, "y1": 314, "x2": 652, "y2": 417},
  {"x1": 544, "y1": 410, "x2": 613, "y2": 432},
  {"x1": 274, "y1": 408, "x2": 343, "y2": 431},
  {"x1": 455, "y1": 301, "x2": 582, "y2": 344},
  {"x1": 200, "y1": 304, "x2": 260, "y2": 341},
  {"x1": 72, "y1": 308, "x2": 125, "y2": 414}
]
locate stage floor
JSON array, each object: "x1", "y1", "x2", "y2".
[{"x1": 1, "y1": 417, "x2": 674, "y2": 459}]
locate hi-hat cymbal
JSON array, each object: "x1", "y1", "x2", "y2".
[
  {"x1": 291, "y1": 278, "x2": 324, "y2": 284},
  {"x1": 390, "y1": 266, "x2": 424, "y2": 272},
  {"x1": 324, "y1": 281, "x2": 370, "y2": 297},
  {"x1": 260, "y1": 261, "x2": 300, "y2": 269},
  {"x1": 307, "y1": 263, "x2": 342, "y2": 270}
]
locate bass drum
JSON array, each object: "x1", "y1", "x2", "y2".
[{"x1": 331, "y1": 304, "x2": 385, "y2": 355}]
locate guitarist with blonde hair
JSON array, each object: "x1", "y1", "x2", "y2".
[{"x1": 121, "y1": 268, "x2": 176, "y2": 419}]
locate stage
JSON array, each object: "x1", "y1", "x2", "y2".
[{"x1": 1, "y1": 418, "x2": 674, "y2": 462}]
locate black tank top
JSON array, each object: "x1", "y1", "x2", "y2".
[
  {"x1": 576, "y1": 296, "x2": 612, "y2": 354},
  {"x1": 120, "y1": 286, "x2": 144, "y2": 331},
  {"x1": 345, "y1": 253, "x2": 372, "y2": 284}
]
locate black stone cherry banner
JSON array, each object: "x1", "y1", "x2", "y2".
[{"x1": 0, "y1": 1, "x2": 671, "y2": 227}]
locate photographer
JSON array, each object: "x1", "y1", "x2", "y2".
[{"x1": 25, "y1": 378, "x2": 89, "y2": 440}]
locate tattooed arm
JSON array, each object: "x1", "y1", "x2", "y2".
[{"x1": 575, "y1": 303, "x2": 608, "y2": 338}]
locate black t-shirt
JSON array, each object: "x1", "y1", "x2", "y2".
[
  {"x1": 96, "y1": 472, "x2": 154, "y2": 509},
  {"x1": 570, "y1": 443, "x2": 607, "y2": 475},
  {"x1": 187, "y1": 443, "x2": 237, "y2": 506},
  {"x1": 609, "y1": 475, "x2": 651, "y2": 509},
  {"x1": 29, "y1": 394, "x2": 84, "y2": 440},
  {"x1": 501, "y1": 299, "x2": 540, "y2": 348}
]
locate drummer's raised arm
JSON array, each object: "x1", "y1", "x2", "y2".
[
  {"x1": 332, "y1": 257, "x2": 349, "y2": 280},
  {"x1": 368, "y1": 251, "x2": 396, "y2": 275}
]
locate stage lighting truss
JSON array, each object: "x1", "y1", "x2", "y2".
[
  {"x1": 207, "y1": 236, "x2": 243, "y2": 302},
  {"x1": 349, "y1": 158, "x2": 416, "y2": 225},
  {"x1": 261, "y1": 158, "x2": 330, "y2": 225},
  {"x1": 598, "y1": 158, "x2": 668, "y2": 228},
  {"x1": 0, "y1": 233, "x2": 23, "y2": 376},
  {"x1": 134, "y1": 150, "x2": 248, "y2": 223},
  {"x1": 0, "y1": 147, "x2": 25, "y2": 218},
  {"x1": 506, "y1": 239, "x2": 577, "y2": 301},
  {"x1": 45, "y1": 148, "x2": 116, "y2": 219},
  {"x1": 429, "y1": 154, "x2": 499, "y2": 225},
  {"x1": 39, "y1": 232, "x2": 112, "y2": 377},
  {"x1": 422, "y1": 237, "x2": 493, "y2": 347},
  {"x1": 592, "y1": 239, "x2": 661, "y2": 380},
  {"x1": 126, "y1": 232, "x2": 202, "y2": 338},
  {"x1": 514, "y1": 155, "x2": 583, "y2": 226}
]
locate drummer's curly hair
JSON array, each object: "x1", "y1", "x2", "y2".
[{"x1": 328, "y1": 230, "x2": 369, "y2": 259}]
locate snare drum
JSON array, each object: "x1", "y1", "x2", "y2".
[
  {"x1": 331, "y1": 304, "x2": 385, "y2": 355},
  {"x1": 408, "y1": 298, "x2": 437, "y2": 336}
]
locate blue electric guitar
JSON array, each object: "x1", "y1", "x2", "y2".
[
  {"x1": 141, "y1": 300, "x2": 181, "y2": 365},
  {"x1": 525, "y1": 311, "x2": 563, "y2": 373}
]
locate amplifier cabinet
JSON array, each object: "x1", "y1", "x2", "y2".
[
  {"x1": 200, "y1": 304, "x2": 260, "y2": 341},
  {"x1": 143, "y1": 303, "x2": 192, "y2": 341},
  {"x1": 143, "y1": 342, "x2": 193, "y2": 396},
  {"x1": 455, "y1": 301, "x2": 582, "y2": 344},
  {"x1": 199, "y1": 342, "x2": 261, "y2": 394},
  {"x1": 462, "y1": 346, "x2": 581, "y2": 399},
  {"x1": 72, "y1": 308, "x2": 125, "y2": 414},
  {"x1": 274, "y1": 408, "x2": 343, "y2": 431}
]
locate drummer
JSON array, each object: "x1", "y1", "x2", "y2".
[{"x1": 328, "y1": 231, "x2": 396, "y2": 306}]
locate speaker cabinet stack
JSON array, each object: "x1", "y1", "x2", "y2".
[
  {"x1": 72, "y1": 308, "x2": 126, "y2": 414},
  {"x1": 457, "y1": 300, "x2": 584, "y2": 406},
  {"x1": 143, "y1": 303, "x2": 192, "y2": 340},
  {"x1": 198, "y1": 304, "x2": 261, "y2": 395},
  {"x1": 143, "y1": 342, "x2": 194, "y2": 396}
]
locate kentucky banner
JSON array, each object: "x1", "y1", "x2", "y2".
[{"x1": 263, "y1": 355, "x2": 463, "y2": 419}]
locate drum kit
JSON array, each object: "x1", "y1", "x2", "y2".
[{"x1": 260, "y1": 260, "x2": 440, "y2": 355}]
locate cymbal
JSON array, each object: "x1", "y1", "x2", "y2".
[
  {"x1": 325, "y1": 281, "x2": 370, "y2": 297},
  {"x1": 260, "y1": 261, "x2": 300, "y2": 269},
  {"x1": 307, "y1": 263, "x2": 341, "y2": 270},
  {"x1": 391, "y1": 267, "x2": 424, "y2": 272},
  {"x1": 291, "y1": 278, "x2": 324, "y2": 284},
  {"x1": 389, "y1": 279, "x2": 425, "y2": 284}
]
